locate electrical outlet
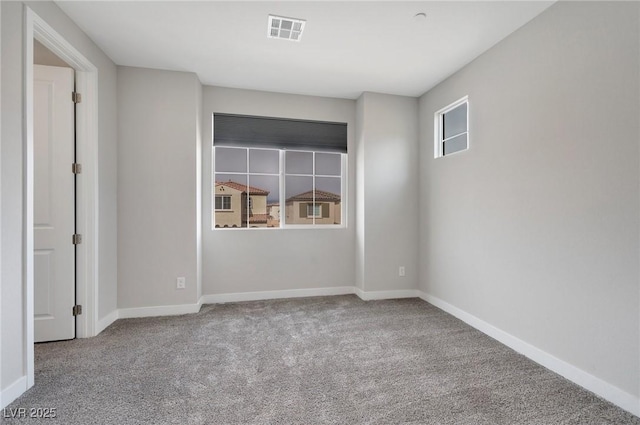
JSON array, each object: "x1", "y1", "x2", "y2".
[
  {"x1": 399, "y1": 266, "x2": 405, "y2": 277},
  {"x1": 176, "y1": 277, "x2": 186, "y2": 289}
]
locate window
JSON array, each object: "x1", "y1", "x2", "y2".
[
  {"x1": 307, "y1": 204, "x2": 322, "y2": 218},
  {"x1": 215, "y1": 147, "x2": 280, "y2": 229},
  {"x1": 215, "y1": 195, "x2": 231, "y2": 211},
  {"x1": 435, "y1": 96, "x2": 468, "y2": 158},
  {"x1": 284, "y1": 151, "x2": 341, "y2": 226},
  {"x1": 213, "y1": 113, "x2": 347, "y2": 230}
]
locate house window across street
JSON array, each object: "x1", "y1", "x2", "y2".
[
  {"x1": 215, "y1": 195, "x2": 231, "y2": 211},
  {"x1": 307, "y1": 204, "x2": 322, "y2": 218}
]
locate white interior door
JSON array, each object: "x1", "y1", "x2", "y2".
[{"x1": 34, "y1": 64, "x2": 76, "y2": 342}]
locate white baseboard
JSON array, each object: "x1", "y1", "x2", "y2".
[
  {"x1": 0, "y1": 376, "x2": 28, "y2": 409},
  {"x1": 118, "y1": 302, "x2": 202, "y2": 319},
  {"x1": 105, "y1": 286, "x2": 421, "y2": 323},
  {"x1": 355, "y1": 287, "x2": 420, "y2": 301},
  {"x1": 96, "y1": 309, "x2": 120, "y2": 335},
  {"x1": 200, "y1": 286, "x2": 355, "y2": 304},
  {"x1": 111, "y1": 287, "x2": 355, "y2": 322},
  {"x1": 418, "y1": 291, "x2": 640, "y2": 418}
]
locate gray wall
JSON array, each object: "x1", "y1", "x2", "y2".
[
  {"x1": 418, "y1": 1, "x2": 639, "y2": 398},
  {"x1": 196, "y1": 76, "x2": 203, "y2": 302},
  {"x1": 117, "y1": 66, "x2": 201, "y2": 309},
  {"x1": 202, "y1": 86, "x2": 356, "y2": 295},
  {"x1": 356, "y1": 92, "x2": 419, "y2": 292},
  {"x1": 355, "y1": 95, "x2": 365, "y2": 290},
  {"x1": 1, "y1": 0, "x2": 118, "y2": 398}
]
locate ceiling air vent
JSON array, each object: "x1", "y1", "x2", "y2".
[{"x1": 268, "y1": 15, "x2": 306, "y2": 42}]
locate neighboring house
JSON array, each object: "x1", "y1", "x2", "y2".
[
  {"x1": 285, "y1": 190, "x2": 341, "y2": 225},
  {"x1": 267, "y1": 203, "x2": 280, "y2": 228},
  {"x1": 215, "y1": 181, "x2": 270, "y2": 228}
]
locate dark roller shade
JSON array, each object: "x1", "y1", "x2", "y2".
[{"x1": 214, "y1": 113, "x2": 347, "y2": 153}]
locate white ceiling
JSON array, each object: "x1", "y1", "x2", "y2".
[{"x1": 56, "y1": 1, "x2": 554, "y2": 99}]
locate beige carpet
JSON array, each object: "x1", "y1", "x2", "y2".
[{"x1": 5, "y1": 296, "x2": 639, "y2": 424}]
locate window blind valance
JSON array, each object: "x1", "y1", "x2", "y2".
[{"x1": 213, "y1": 113, "x2": 347, "y2": 153}]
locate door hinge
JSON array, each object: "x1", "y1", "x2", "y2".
[
  {"x1": 72, "y1": 92, "x2": 82, "y2": 104},
  {"x1": 72, "y1": 305, "x2": 83, "y2": 316},
  {"x1": 72, "y1": 234, "x2": 82, "y2": 245},
  {"x1": 72, "y1": 163, "x2": 82, "y2": 174}
]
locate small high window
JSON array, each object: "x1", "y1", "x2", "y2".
[{"x1": 435, "y1": 96, "x2": 469, "y2": 158}]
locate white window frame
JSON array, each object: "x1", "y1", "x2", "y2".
[
  {"x1": 434, "y1": 96, "x2": 469, "y2": 158},
  {"x1": 213, "y1": 147, "x2": 346, "y2": 230}
]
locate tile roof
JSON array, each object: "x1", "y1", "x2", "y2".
[
  {"x1": 286, "y1": 190, "x2": 340, "y2": 202},
  {"x1": 216, "y1": 180, "x2": 269, "y2": 195},
  {"x1": 247, "y1": 214, "x2": 269, "y2": 223}
]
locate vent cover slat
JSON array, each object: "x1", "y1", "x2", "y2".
[{"x1": 268, "y1": 15, "x2": 306, "y2": 42}]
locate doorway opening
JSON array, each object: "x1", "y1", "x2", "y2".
[{"x1": 25, "y1": 6, "x2": 99, "y2": 388}]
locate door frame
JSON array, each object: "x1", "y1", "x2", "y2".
[{"x1": 24, "y1": 6, "x2": 99, "y2": 387}]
